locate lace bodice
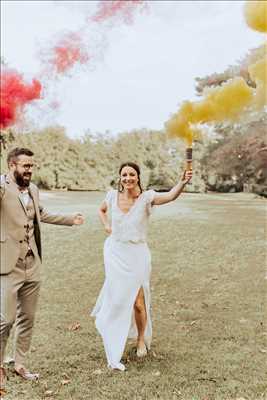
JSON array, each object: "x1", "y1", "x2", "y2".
[{"x1": 104, "y1": 189, "x2": 155, "y2": 243}]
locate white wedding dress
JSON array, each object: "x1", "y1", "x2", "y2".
[{"x1": 91, "y1": 189, "x2": 156, "y2": 370}]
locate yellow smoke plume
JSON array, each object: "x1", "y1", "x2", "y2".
[
  {"x1": 245, "y1": 1, "x2": 267, "y2": 107},
  {"x1": 244, "y1": 0, "x2": 267, "y2": 33},
  {"x1": 165, "y1": 78, "x2": 253, "y2": 145},
  {"x1": 165, "y1": 1, "x2": 266, "y2": 146},
  {"x1": 248, "y1": 56, "x2": 267, "y2": 108}
]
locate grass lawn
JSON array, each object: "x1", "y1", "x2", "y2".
[{"x1": 3, "y1": 191, "x2": 267, "y2": 400}]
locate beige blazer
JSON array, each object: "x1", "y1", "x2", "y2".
[{"x1": 0, "y1": 174, "x2": 74, "y2": 275}]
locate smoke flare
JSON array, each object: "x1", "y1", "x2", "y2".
[
  {"x1": 165, "y1": 78, "x2": 253, "y2": 145},
  {"x1": 244, "y1": 0, "x2": 267, "y2": 108},
  {"x1": 92, "y1": 0, "x2": 146, "y2": 24},
  {"x1": 244, "y1": 0, "x2": 267, "y2": 33},
  {"x1": 1, "y1": 1, "x2": 149, "y2": 131},
  {"x1": 165, "y1": 1, "x2": 266, "y2": 146},
  {"x1": 0, "y1": 69, "x2": 42, "y2": 129},
  {"x1": 248, "y1": 56, "x2": 267, "y2": 108},
  {"x1": 47, "y1": 32, "x2": 89, "y2": 74}
]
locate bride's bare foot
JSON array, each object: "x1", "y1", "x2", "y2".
[{"x1": 136, "y1": 342, "x2": 147, "y2": 357}]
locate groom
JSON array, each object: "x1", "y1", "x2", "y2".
[{"x1": 0, "y1": 147, "x2": 84, "y2": 389}]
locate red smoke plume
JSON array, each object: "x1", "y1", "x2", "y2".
[
  {"x1": 46, "y1": 1, "x2": 146, "y2": 75},
  {"x1": 92, "y1": 0, "x2": 146, "y2": 24},
  {"x1": 0, "y1": 69, "x2": 42, "y2": 129},
  {"x1": 1, "y1": 1, "x2": 148, "y2": 129},
  {"x1": 50, "y1": 32, "x2": 89, "y2": 74}
]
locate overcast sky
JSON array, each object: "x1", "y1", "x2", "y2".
[{"x1": 1, "y1": 0, "x2": 264, "y2": 137}]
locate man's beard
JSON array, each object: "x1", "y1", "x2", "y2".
[{"x1": 14, "y1": 170, "x2": 32, "y2": 187}]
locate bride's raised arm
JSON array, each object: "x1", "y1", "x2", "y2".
[{"x1": 152, "y1": 170, "x2": 192, "y2": 206}]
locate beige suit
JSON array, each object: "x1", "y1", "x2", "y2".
[{"x1": 0, "y1": 174, "x2": 74, "y2": 366}]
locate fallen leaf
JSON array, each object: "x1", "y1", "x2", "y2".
[
  {"x1": 61, "y1": 379, "x2": 71, "y2": 385},
  {"x1": 152, "y1": 371, "x2": 161, "y2": 376},
  {"x1": 44, "y1": 390, "x2": 54, "y2": 397},
  {"x1": 179, "y1": 325, "x2": 189, "y2": 332},
  {"x1": 152, "y1": 352, "x2": 164, "y2": 360},
  {"x1": 68, "y1": 322, "x2": 81, "y2": 331},
  {"x1": 92, "y1": 369, "x2": 103, "y2": 375}
]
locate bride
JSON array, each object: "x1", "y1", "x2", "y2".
[{"x1": 91, "y1": 162, "x2": 192, "y2": 371}]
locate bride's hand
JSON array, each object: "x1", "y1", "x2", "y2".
[
  {"x1": 181, "y1": 169, "x2": 192, "y2": 185},
  {"x1": 104, "y1": 224, "x2": 112, "y2": 234}
]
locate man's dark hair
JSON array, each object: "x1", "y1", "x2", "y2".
[{"x1": 7, "y1": 147, "x2": 34, "y2": 165}]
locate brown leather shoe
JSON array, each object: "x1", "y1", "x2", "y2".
[
  {"x1": 15, "y1": 366, "x2": 39, "y2": 381},
  {"x1": 0, "y1": 367, "x2": 7, "y2": 390}
]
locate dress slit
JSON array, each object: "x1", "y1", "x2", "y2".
[{"x1": 129, "y1": 283, "x2": 152, "y2": 350}]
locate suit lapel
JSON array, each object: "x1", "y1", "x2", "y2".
[
  {"x1": 18, "y1": 193, "x2": 28, "y2": 215},
  {"x1": 6, "y1": 174, "x2": 28, "y2": 216},
  {"x1": 28, "y1": 184, "x2": 40, "y2": 221}
]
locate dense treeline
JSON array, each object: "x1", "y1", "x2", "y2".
[
  {"x1": 1, "y1": 117, "x2": 266, "y2": 196},
  {"x1": 202, "y1": 115, "x2": 267, "y2": 196},
  {"x1": 0, "y1": 127, "x2": 205, "y2": 192}
]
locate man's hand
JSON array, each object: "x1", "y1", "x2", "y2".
[{"x1": 73, "y1": 213, "x2": 85, "y2": 225}]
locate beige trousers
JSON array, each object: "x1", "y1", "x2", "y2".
[{"x1": 0, "y1": 254, "x2": 41, "y2": 367}]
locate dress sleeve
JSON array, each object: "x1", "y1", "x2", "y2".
[
  {"x1": 104, "y1": 190, "x2": 114, "y2": 209},
  {"x1": 145, "y1": 189, "x2": 156, "y2": 215}
]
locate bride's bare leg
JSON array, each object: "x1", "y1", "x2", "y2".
[{"x1": 134, "y1": 287, "x2": 147, "y2": 350}]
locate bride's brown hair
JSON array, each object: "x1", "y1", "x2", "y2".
[{"x1": 118, "y1": 162, "x2": 143, "y2": 193}]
